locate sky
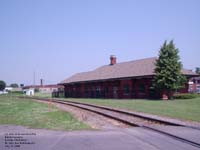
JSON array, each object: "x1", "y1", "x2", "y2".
[{"x1": 0, "y1": 0, "x2": 200, "y2": 86}]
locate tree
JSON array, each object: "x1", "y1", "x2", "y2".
[
  {"x1": 20, "y1": 84, "x2": 24, "y2": 88},
  {"x1": 0, "y1": 80, "x2": 6, "y2": 91},
  {"x1": 195, "y1": 67, "x2": 200, "y2": 75},
  {"x1": 153, "y1": 40, "x2": 186, "y2": 99},
  {"x1": 10, "y1": 83, "x2": 19, "y2": 88}
]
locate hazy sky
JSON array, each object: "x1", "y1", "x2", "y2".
[{"x1": 0, "y1": 0, "x2": 199, "y2": 86}]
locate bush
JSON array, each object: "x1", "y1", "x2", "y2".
[
  {"x1": 174, "y1": 93, "x2": 199, "y2": 99},
  {"x1": 9, "y1": 91, "x2": 23, "y2": 94},
  {"x1": 10, "y1": 83, "x2": 19, "y2": 88},
  {"x1": 0, "y1": 80, "x2": 6, "y2": 91}
]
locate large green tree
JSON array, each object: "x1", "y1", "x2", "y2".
[
  {"x1": 0, "y1": 80, "x2": 6, "y2": 91},
  {"x1": 153, "y1": 40, "x2": 185, "y2": 99},
  {"x1": 10, "y1": 83, "x2": 19, "y2": 88}
]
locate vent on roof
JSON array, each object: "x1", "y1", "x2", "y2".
[{"x1": 110, "y1": 55, "x2": 116, "y2": 65}]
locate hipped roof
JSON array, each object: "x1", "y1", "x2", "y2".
[{"x1": 60, "y1": 57, "x2": 197, "y2": 84}]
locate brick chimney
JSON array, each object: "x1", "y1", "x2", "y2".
[{"x1": 110, "y1": 55, "x2": 116, "y2": 65}]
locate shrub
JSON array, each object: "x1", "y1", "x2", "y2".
[
  {"x1": 0, "y1": 80, "x2": 6, "y2": 91},
  {"x1": 34, "y1": 88, "x2": 39, "y2": 92},
  {"x1": 174, "y1": 93, "x2": 199, "y2": 99},
  {"x1": 10, "y1": 91, "x2": 23, "y2": 94}
]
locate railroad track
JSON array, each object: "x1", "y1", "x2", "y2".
[{"x1": 22, "y1": 97, "x2": 200, "y2": 148}]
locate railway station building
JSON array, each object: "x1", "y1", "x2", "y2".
[{"x1": 59, "y1": 56, "x2": 198, "y2": 99}]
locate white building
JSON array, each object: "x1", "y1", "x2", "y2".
[
  {"x1": 23, "y1": 88, "x2": 34, "y2": 96},
  {"x1": 23, "y1": 84, "x2": 63, "y2": 94},
  {"x1": 4, "y1": 87, "x2": 13, "y2": 92}
]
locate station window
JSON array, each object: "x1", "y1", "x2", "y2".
[
  {"x1": 139, "y1": 84, "x2": 145, "y2": 93},
  {"x1": 96, "y1": 87, "x2": 101, "y2": 97},
  {"x1": 96, "y1": 87, "x2": 101, "y2": 92},
  {"x1": 123, "y1": 84, "x2": 129, "y2": 95},
  {"x1": 105, "y1": 87, "x2": 109, "y2": 94}
]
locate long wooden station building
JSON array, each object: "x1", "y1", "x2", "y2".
[{"x1": 59, "y1": 56, "x2": 198, "y2": 99}]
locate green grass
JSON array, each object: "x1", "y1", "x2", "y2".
[
  {"x1": 0, "y1": 95, "x2": 90, "y2": 130},
  {"x1": 33, "y1": 92, "x2": 52, "y2": 98},
  {"x1": 61, "y1": 97, "x2": 200, "y2": 122}
]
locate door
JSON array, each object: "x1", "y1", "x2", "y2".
[{"x1": 113, "y1": 86, "x2": 118, "y2": 99}]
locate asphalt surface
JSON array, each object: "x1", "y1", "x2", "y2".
[{"x1": 1, "y1": 125, "x2": 200, "y2": 150}]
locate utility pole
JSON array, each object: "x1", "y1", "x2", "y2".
[
  {"x1": 33, "y1": 71, "x2": 36, "y2": 86},
  {"x1": 40, "y1": 79, "x2": 44, "y2": 86}
]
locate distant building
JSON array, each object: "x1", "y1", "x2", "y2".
[
  {"x1": 188, "y1": 77, "x2": 200, "y2": 93},
  {"x1": 0, "y1": 87, "x2": 13, "y2": 94},
  {"x1": 23, "y1": 88, "x2": 34, "y2": 96},
  {"x1": 4, "y1": 87, "x2": 13, "y2": 92},
  {"x1": 23, "y1": 84, "x2": 64, "y2": 94},
  {"x1": 3, "y1": 87, "x2": 22, "y2": 93},
  {"x1": 59, "y1": 56, "x2": 198, "y2": 99}
]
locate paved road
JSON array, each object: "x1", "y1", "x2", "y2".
[{"x1": 1, "y1": 125, "x2": 200, "y2": 150}]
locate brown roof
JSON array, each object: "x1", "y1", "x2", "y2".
[
  {"x1": 60, "y1": 57, "x2": 198, "y2": 84},
  {"x1": 23, "y1": 84, "x2": 64, "y2": 89}
]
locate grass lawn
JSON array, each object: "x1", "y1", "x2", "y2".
[
  {"x1": 62, "y1": 97, "x2": 200, "y2": 122},
  {"x1": 34, "y1": 92, "x2": 52, "y2": 98},
  {"x1": 0, "y1": 94, "x2": 90, "y2": 130}
]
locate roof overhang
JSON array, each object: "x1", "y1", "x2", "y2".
[{"x1": 59, "y1": 75, "x2": 154, "y2": 85}]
